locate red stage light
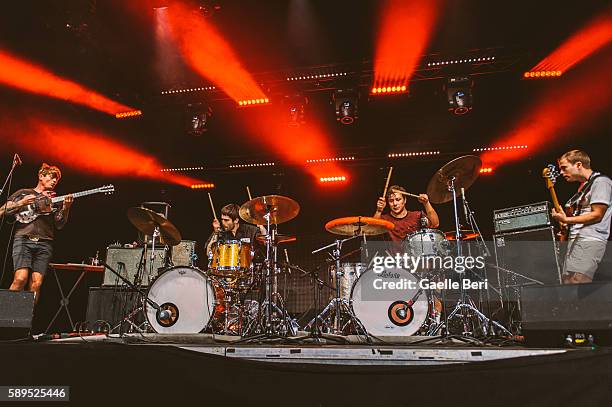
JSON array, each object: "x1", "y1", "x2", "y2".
[
  {"x1": 527, "y1": 14, "x2": 612, "y2": 76},
  {"x1": 191, "y1": 183, "x2": 215, "y2": 189},
  {"x1": 166, "y1": 3, "x2": 269, "y2": 105},
  {"x1": 0, "y1": 49, "x2": 137, "y2": 116},
  {"x1": 373, "y1": 0, "x2": 440, "y2": 93},
  {"x1": 371, "y1": 85, "x2": 408, "y2": 95},
  {"x1": 115, "y1": 110, "x2": 143, "y2": 119},
  {"x1": 319, "y1": 176, "x2": 347, "y2": 183},
  {"x1": 479, "y1": 167, "x2": 493, "y2": 174}
]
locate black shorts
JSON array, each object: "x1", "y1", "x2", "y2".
[{"x1": 12, "y1": 236, "x2": 53, "y2": 275}]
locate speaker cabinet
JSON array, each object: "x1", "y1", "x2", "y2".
[
  {"x1": 0, "y1": 290, "x2": 34, "y2": 339},
  {"x1": 85, "y1": 287, "x2": 143, "y2": 332}
]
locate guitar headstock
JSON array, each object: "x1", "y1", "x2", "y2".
[
  {"x1": 99, "y1": 184, "x2": 115, "y2": 195},
  {"x1": 542, "y1": 164, "x2": 560, "y2": 189}
]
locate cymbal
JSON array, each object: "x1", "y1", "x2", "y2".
[
  {"x1": 325, "y1": 216, "x2": 395, "y2": 236},
  {"x1": 256, "y1": 234, "x2": 297, "y2": 245},
  {"x1": 239, "y1": 195, "x2": 300, "y2": 225},
  {"x1": 426, "y1": 155, "x2": 482, "y2": 204},
  {"x1": 127, "y1": 207, "x2": 182, "y2": 246},
  {"x1": 444, "y1": 229, "x2": 481, "y2": 241}
]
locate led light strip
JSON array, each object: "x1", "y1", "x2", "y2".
[
  {"x1": 287, "y1": 72, "x2": 348, "y2": 81},
  {"x1": 161, "y1": 86, "x2": 216, "y2": 95},
  {"x1": 523, "y1": 70, "x2": 562, "y2": 78},
  {"x1": 371, "y1": 85, "x2": 407, "y2": 94},
  {"x1": 191, "y1": 183, "x2": 215, "y2": 189},
  {"x1": 238, "y1": 98, "x2": 270, "y2": 106},
  {"x1": 115, "y1": 110, "x2": 142, "y2": 119},
  {"x1": 473, "y1": 145, "x2": 528, "y2": 152},
  {"x1": 228, "y1": 162, "x2": 275, "y2": 169},
  {"x1": 388, "y1": 151, "x2": 440, "y2": 158},
  {"x1": 160, "y1": 166, "x2": 205, "y2": 172},
  {"x1": 427, "y1": 56, "x2": 495, "y2": 67},
  {"x1": 479, "y1": 167, "x2": 493, "y2": 174},
  {"x1": 306, "y1": 156, "x2": 355, "y2": 163}
]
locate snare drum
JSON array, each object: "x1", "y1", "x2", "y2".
[
  {"x1": 209, "y1": 239, "x2": 253, "y2": 277},
  {"x1": 351, "y1": 267, "x2": 429, "y2": 336},
  {"x1": 145, "y1": 266, "x2": 217, "y2": 334},
  {"x1": 404, "y1": 228, "x2": 448, "y2": 259}
]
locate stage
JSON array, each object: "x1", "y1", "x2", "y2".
[{"x1": 1, "y1": 334, "x2": 611, "y2": 406}]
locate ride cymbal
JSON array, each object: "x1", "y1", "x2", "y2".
[
  {"x1": 239, "y1": 195, "x2": 300, "y2": 225},
  {"x1": 426, "y1": 155, "x2": 482, "y2": 204},
  {"x1": 127, "y1": 207, "x2": 182, "y2": 246},
  {"x1": 325, "y1": 216, "x2": 394, "y2": 236}
]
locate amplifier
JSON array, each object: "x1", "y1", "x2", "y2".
[
  {"x1": 85, "y1": 287, "x2": 143, "y2": 333},
  {"x1": 103, "y1": 241, "x2": 195, "y2": 286},
  {"x1": 493, "y1": 201, "x2": 552, "y2": 233},
  {"x1": 520, "y1": 282, "x2": 612, "y2": 345},
  {"x1": 0, "y1": 290, "x2": 34, "y2": 339}
]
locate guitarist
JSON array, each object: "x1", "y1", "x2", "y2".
[
  {"x1": 551, "y1": 150, "x2": 612, "y2": 284},
  {"x1": 3, "y1": 163, "x2": 73, "y2": 304}
]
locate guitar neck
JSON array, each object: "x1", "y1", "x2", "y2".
[
  {"x1": 51, "y1": 188, "x2": 103, "y2": 203},
  {"x1": 547, "y1": 186, "x2": 564, "y2": 213}
]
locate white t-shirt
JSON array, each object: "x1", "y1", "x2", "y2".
[{"x1": 569, "y1": 174, "x2": 612, "y2": 241}]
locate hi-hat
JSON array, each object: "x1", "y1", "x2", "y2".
[
  {"x1": 325, "y1": 216, "x2": 394, "y2": 236},
  {"x1": 427, "y1": 155, "x2": 482, "y2": 204},
  {"x1": 239, "y1": 195, "x2": 300, "y2": 225},
  {"x1": 127, "y1": 207, "x2": 182, "y2": 246}
]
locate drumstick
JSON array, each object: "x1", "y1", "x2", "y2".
[
  {"x1": 393, "y1": 190, "x2": 421, "y2": 199},
  {"x1": 382, "y1": 167, "x2": 393, "y2": 198},
  {"x1": 207, "y1": 192, "x2": 218, "y2": 220},
  {"x1": 246, "y1": 186, "x2": 253, "y2": 201}
]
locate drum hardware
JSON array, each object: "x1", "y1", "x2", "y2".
[
  {"x1": 238, "y1": 195, "x2": 300, "y2": 340},
  {"x1": 426, "y1": 156, "x2": 511, "y2": 337}
]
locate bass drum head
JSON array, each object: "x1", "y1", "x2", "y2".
[
  {"x1": 145, "y1": 266, "x2": 215, "y2": 334},
  {"x1": 351, "y1": 268, "x2": 428, "y2": 337}
]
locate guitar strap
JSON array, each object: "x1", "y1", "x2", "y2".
[{"x1": 565, "y1": 172, "x2": 609, "y2": 216}]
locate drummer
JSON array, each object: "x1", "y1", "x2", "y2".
[
  {"x1": 373, "y1": 185, "x2": 440, "y2": 241},
  {"x1": 205, "y1": 203, "x2": 267, "y2": 255}
]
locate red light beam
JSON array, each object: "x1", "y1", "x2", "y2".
[
  {"x1": 373, "y1": 0, "x2": 441, "y2": 91},
  {"x1": 0, "y1": 49, "x2": 137, "y2": 116}
]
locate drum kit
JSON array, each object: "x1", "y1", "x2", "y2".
[{"x1": 105, "y1": 155, "x2": 510, "y2": 340}]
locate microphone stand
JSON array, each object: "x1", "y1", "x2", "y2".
[{"x1": 0, "y1": 155, "x2": 21, "y2": 197}]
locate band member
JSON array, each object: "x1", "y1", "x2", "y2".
[
  {"x1": 205, "y1": 203, "x2": 266, "y2": 255},
  {"x1": 373, "y1": 185, "x2": 440, "y2": 241},
  {"x1": 3, "y1": 163, "x2": 73, "y2": 304},
  {"x1": 551, "y1": 150, "x2": 612, "y2": 284}
]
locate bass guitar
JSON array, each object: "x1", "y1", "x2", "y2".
[
  {"x1": 542, "y1": 165, "x2": 568, "y2": 241},
  {"x1": 9, "y1": 184, "x2": 114, "y2": 224}
]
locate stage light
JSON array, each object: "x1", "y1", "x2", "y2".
[
  {"x1": 115, "y1": 110, "x2": 142, "y2": 119},
  {"x1": 228, "y1": 162, "x2": 275, "y2": 169},
  {"x1": 479, "y1": 167, "x2": 493, "y2": 174},
  {"x1": 473, "y1": 145, "x2": 528, "y2": 152},
  {"x1": 161, "y1": 166, "x2": 205, "y2": 172},
  {"x1": 283, "y1": 94, "x2": 308, "y2": 127},
  {"x1": 306, "y1": 156, "x2": 355, "y2": 163},
  {"x1": 388, "y1": 151, "x2": 440, "y2": 158},
  {"x1": 427, "y1": 56, "x2": 495, "y2": 67},
  {"x1": 320, "y1": 176, "x2": 347, "y2": 183},
  {"x1": 523, "y1": 70, "x2": 563, "y2": 79},
  {"x1": 238, "y1": 98, "x2": 270, "y2": 107},
  {"x1": 186, "y1": 103, "x2": 212, "y2": 136},
  {"x1": 371, "y1": 85, "x2": 408, "y2": 95},
  {"x1": 191, "y1": 183, "x2": 215, "y2": 189},
  {"x1": 333, "y1": 90, "x2": 358, "y2": 125},
  {"x1": 445, "y1": 76, "x2": 473, "y2": 115},
  {"x1": 161, "y1": 86, "x2": 215, "y2": 95}
]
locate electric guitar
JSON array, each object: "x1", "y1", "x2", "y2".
[
  {"x1": 9, "y1": 184, "x2": 115, "y2": 224},
  {"x1": 542, "y1": 165, "x2": 568, "y2": 241}
]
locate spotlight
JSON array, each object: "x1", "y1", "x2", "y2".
[
  {"x1": 283, "y1": 94, "x2": 308, "y2": 127},
  {"x1": 333, "y1": 89, "x2": 358, "y2": 125},
  {"x1": 186, "y1": 103, "x2": 212, "y2": 136},
  {"x1": 445, "y1": 76, "x2": 473, "y2": 115}
]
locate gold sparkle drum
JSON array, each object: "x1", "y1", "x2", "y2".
[{"x1": 209, "y1": 239, "x2": 253, "y2": 277}]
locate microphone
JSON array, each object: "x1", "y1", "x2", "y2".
[
  {"x1": 397, "y1": 307, "x2": 407, "y2": 319},
  {"x1": 13, "y1": 154, "x2": 22, "y2": 166},
  {"x1": 158, "y1": 309, "x2": 172, "y2": 321}
]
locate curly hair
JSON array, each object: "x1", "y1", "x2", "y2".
[{"x1": 38, "y1": 163, "x2": 62, "y2": 180}]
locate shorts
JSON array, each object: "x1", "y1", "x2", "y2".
[
  {"x1": 562, "y1": 238, "x2": 607, "y2": 279},
  {"x1": 12, "y1": 236, "x2": 53, "y2": 275}
]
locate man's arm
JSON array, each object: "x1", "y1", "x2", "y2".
[
  {"x1": 418, "y1": 194, "x2": 440, "y2": 228},
  {"x1": 552, "y1": 204, "x2": 607, "y2": 226},
  {"x1": 54, "y1": 195, "x2": 73, "y2": 230},
  {"x1": 373, "y1": 197, "x2": 386, "y2": 218}
]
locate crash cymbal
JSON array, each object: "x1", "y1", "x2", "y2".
[
  {"x1": 444, "y1": 230, "x2": 481, "y2": 241},
  {"x1": 255, "y1": 234, "x2": 297, "y2": 245},
  {"x1": 239, "y1": 195, "x2": 300, "y2": 225},
  {"x1": 426, "y1": 155, "x2": 482, "y2": 204},
  {"x1": 127, "y1": 207, "x2": 182, "y2": 246},
  {"x1": 325, "y1": 216, "x2": 395, "y2": 236}
]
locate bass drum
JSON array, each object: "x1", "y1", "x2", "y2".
[
  {"x1": 145, "y1": 266, "x2": 216, "y2": 334},
  {"x1": 351, "y1": 268, "x2": 428, "y2": 336}
]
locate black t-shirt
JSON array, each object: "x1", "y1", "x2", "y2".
[{"x1": 8, "y1": 188, "x2": 59, "y2": 240}]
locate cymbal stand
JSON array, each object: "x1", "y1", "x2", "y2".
[
  {"x1": 438, "y1": 178, "x2": 511, "y2": 337},
  {"x1": 307, "y1": 234, "x2": 369, "y2": 336}
]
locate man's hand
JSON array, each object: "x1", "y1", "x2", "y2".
[
  {"x1": 376, "y1": 197, "x2": 386, "y2": 212},
  {"x1": 62, "y1": 194, "x2": 74, "y2": 210},
  {"x1": 17, "y1": 194, "x2": 37, "y2": 208},
  {"x1": 417, "y1": 194, "x2": 430, "y2": 205},
  {"x1": 551, "y1": 208, "x2": 568, "y2": 224},
  {"x1": 212, "y1": 218, "x2": 221, "y2": 232}
]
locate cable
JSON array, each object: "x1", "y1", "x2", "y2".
[{"x1": 0, "y1": 173, "x2": 15, "y2": 287}]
